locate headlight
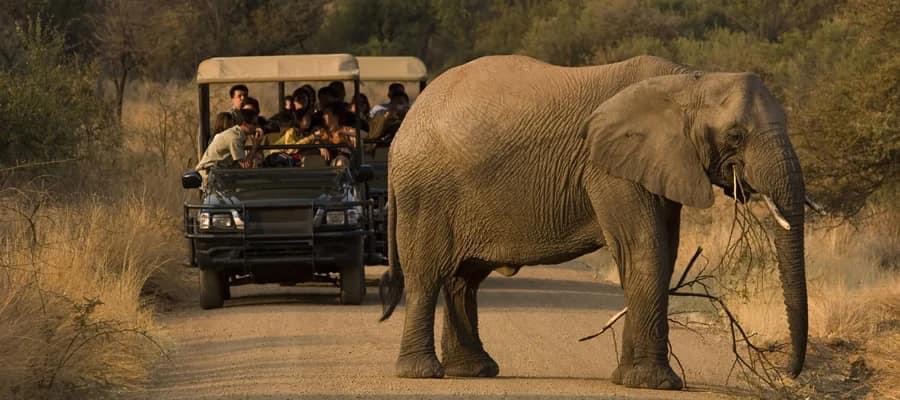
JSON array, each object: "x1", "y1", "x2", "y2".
[
  {"x1": 198, "y1": 212, "x2": 210, "y2": 230},
  {"x1": 326, "y1": 211, "x2": 346, "y2": 225},
  {"x1": 211, "y1": 214, "x2": 234, "y2": 229},
  {"x1": 198, "y1": 210, "x2": 244, "y2": 230},
  {"x1": 346, "y1": 207, "x2": 361, "y2": 225}
]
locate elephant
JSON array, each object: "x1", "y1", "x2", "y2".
[{"x1": 378, "y1": 55, "x2": 808, "y2": 390}]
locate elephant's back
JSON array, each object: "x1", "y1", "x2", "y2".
[{"x1": 391, "y1": 55, "x2": 591, "y2": 170}]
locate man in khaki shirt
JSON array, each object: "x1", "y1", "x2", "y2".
[{"x1": 195, "y1": 108, "x2": 263, "y2": 183}]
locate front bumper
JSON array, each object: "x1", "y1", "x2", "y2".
[{"x1": 184, "y1": 200, "x2": 372, "y2": 279}]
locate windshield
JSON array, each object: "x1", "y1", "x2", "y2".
[{"x1": 208, "y1": 167, "x2": 347, "y2": 197}]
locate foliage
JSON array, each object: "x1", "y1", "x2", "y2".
[
  {"x1": 0, "y1": 19, "x2": 112, "y2": 167},
  {"x1": 1, "y1": 0, "x2": 895, "y2": 212}
]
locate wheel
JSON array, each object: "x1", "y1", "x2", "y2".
[
  {"x1": 222, "y1": 276, "x2": 231, "y2": 300},
  {"x1": 200, "y1": 269, "x2": 225, "y2": 309},
  {"x1": 339, "y1": 245, "x2": 366, "y2": 305}
]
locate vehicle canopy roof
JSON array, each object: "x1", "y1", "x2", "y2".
[
  {"x1": 357, "y1": 56, "x2": 427, "y2": 81},
  {"x1": 196, "y1": 54, "x2": 359, "y2": 84}
]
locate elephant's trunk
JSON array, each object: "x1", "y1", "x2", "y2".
[{"x1": 744, "y1": 134, "x2": 808, "y2": 378}]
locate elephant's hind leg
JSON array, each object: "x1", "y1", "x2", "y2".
[
  {"x1": 396, "y1": 275, "x2": 445, "y2": 378},
  {"x1": 440, "y1": 263, "x2": 498, "y2": 377}
]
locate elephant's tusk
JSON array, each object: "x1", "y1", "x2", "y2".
[
  {"x1": 805, "y1": 195, "x2": 827, "y2": 215},
  {"x1": 763, "y1": 195, "x2": 791, "y2": 231},
  {"x1": 732, "y1": 168, "x2": 738, "y2": 203}
]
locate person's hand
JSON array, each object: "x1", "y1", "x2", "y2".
[
  {"x1": 319, "y1": 148, "x2": 331, "y2": 161},
  {"x1": 239, "y1": 159, "x2": 253, "y2": 168}
]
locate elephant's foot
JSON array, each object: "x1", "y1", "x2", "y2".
[
  {"x1": 442, "y1": 349, "x2": 499, "y2": 377},
  {"x1": 618, "y1": 362, "x2": 683, "y2": 390},
  {"x1": 610, "y1": 363, "x2": 630, "y2": 385},
  {"x1": 396, "y1": 352, "x2": 445, "y2": 378}
]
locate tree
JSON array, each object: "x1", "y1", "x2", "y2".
[{"x1": 92, "y1": 0, "x2": 152, "y2": 123}]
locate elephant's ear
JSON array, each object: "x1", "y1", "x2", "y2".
[{"x1": 582, "y1": 81, "x2": 714, "y2": 208}]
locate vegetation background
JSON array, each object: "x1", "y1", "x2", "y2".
[{"x1": 0, "y1": 0, "x2": 896, "y2": 398}]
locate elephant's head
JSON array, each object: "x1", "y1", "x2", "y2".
[{"x1": 582, "y1": 72, "x2": 808, "y2": 377}]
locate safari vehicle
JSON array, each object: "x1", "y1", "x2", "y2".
[
  {"x1": 356, "y1": 56, "x2": 428, "y2": 259},
  {"x1": 181, "y1": 54, "x2": 376, "y2": 309}
]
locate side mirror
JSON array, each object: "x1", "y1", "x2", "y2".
[
  {"x1": 181, "y1": 170, "x2": 202, "y2": 189},
  {"x1": 356, "y1": 164, "x2": 374, "y2": 183}
]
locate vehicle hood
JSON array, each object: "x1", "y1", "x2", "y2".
[{"x1": 205, "y1": 167, "x2": 350, "y2": 206}]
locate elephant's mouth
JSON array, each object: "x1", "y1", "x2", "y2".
[{"x1": 716, "y1": 159, "x2": 754, "y2": 203}]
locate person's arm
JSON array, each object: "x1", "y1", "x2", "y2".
[{"x1": 239, "y1": 128, "x2": 264, "y2": 168}]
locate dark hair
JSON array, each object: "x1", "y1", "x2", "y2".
[
  {"x1": 237, "y1": 108, "x2": 259, "y2": 125},
  {"x1": 240, "y1": 96, "x2": 260, "y2": 112},
  {"x1": 388, "y1": 82, "x2": 406, "y2": 97},
  {"x1": 317, "y1": 86, "x2": 339, "y2": 107},
  {"x1": 301, "y1": 84, "x2": 316, "y2": 104},
  {"x1": 321, "y1": 103, "x2": 355, "y2": 125},
  {"x1": 328, "y1": 81, "x2": 346, "y2": 100},
  {"x1": 353, "y1": 93, "x2": 370, "y2": 114},
  {"x1": 213, "y1": 112, "x2": 236, "y2": 133},
  {"x1": 291, "y1": 88, "x2": 310, "y2": 108},
  {"x1": 389, "y1": 91, "x2": 409, "y2": 104},
  {"x1": 229, "y1": 84, "x2": 249, "y2": 98},
  {"x1": 283, "y1": 95, "x2": 294, "y2": 102},
  {"x1": 320, "y1": 104, "x2": 341, "y2": 117}
]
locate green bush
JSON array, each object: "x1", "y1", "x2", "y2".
[{"x1": 0, "y1": 19, "x2": 113, "y2": 167}]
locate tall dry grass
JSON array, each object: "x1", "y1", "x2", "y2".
[
  {"x1": 0, "y1": 194, "x2": 185, "y2": 398},
  {"x1": 0, "y1": 81, "x2": 197, "y2": 398}
]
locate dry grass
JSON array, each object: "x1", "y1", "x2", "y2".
[
  {"x1": 0, "y1": 194, "x2": 187, "y2": 398},
  {"x1": 0, "y1": 85, "x2": 196, "y2": 398}
]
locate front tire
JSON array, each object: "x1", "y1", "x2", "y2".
[
  {"x1": 200, "y1": 269, "x2": 225, "y2": 309},
  {"x1": 340, "y1": 244, "x2": 366, "y2": 305}
]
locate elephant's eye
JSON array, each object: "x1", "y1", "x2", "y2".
[{"x1": 725, "y1": 127, "x2": 746, "y2": 146}]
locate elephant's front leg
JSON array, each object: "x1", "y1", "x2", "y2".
[
  {"x1": 616, "y1": 258, "x2": 682, "y2": 390},
  {"x1": 396, "y1": 276, "x2": 445, "y2": 378},
  {"x1": 440, "y1": 265, "x2": 498, "y2": 377}
]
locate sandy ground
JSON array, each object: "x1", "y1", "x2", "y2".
[{"x1": 130, "y1": 263, "x2": 751, "y2": 399}]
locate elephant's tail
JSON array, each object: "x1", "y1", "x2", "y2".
[{"x1": 378, "y1": 177, "x2": 404, "y2": 322}]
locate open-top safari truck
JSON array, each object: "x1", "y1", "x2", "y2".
[
  {"x1": 181, "y1": 54, "x2": 376, "y2": 309},
  {"x1": 356, "y1": 56, "x2": 428, "y2": 260}
]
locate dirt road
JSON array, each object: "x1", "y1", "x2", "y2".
[{"x1": 133, "y1": 263, "x2": 747, "y2": 399}]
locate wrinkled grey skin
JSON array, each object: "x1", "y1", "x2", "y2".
[{"x1": 379, "y1": 55, "x2": 807, "y2": 390}]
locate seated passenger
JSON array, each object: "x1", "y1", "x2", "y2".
[
  {"x1": 329, "y1": 80, "x2": 349, "y2": 107},
  {"x1": 227, "y1": 84, "x2": 249, "y2": 119},
  {"x1": 259, "y1": 112, "x2": 332, "y2": 167},
  {"x1": 291, "y1": 88, "x2": 311, "y2": 115},
  {"x1": 311, "y1": 86, "x2": 342, "y2": 131},
  {"x1": 366, "y1": 92, "x2": 409, "y2": 145},
  {"x1": 316, "y1": 105, "x2": 366, "y2": 167},
  {"x1": 369, "y1": 82, "x2": 406, "y2": 117},
  {"x1": 209, "y1": 112, "x2": 237, "y2": 145},
  {"x1": 348, "y1": 93, "x2": 371, "y2": 133},
  {"x1": 268, "y1": 95, "x2": 295, "y2": 126},
  {"x1": 240, "y1": 96, "x2": 279, "y2": 133},
  {"x1": 301, "y1": 84, "x2": 317, "y2": 111},
  {"x1": 195, "y1": 108, "x2": 263, "y2": 184}
]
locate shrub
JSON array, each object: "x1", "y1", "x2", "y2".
[{"x1": 0, "y1": 18, "x2": 114, "y2": 167}]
